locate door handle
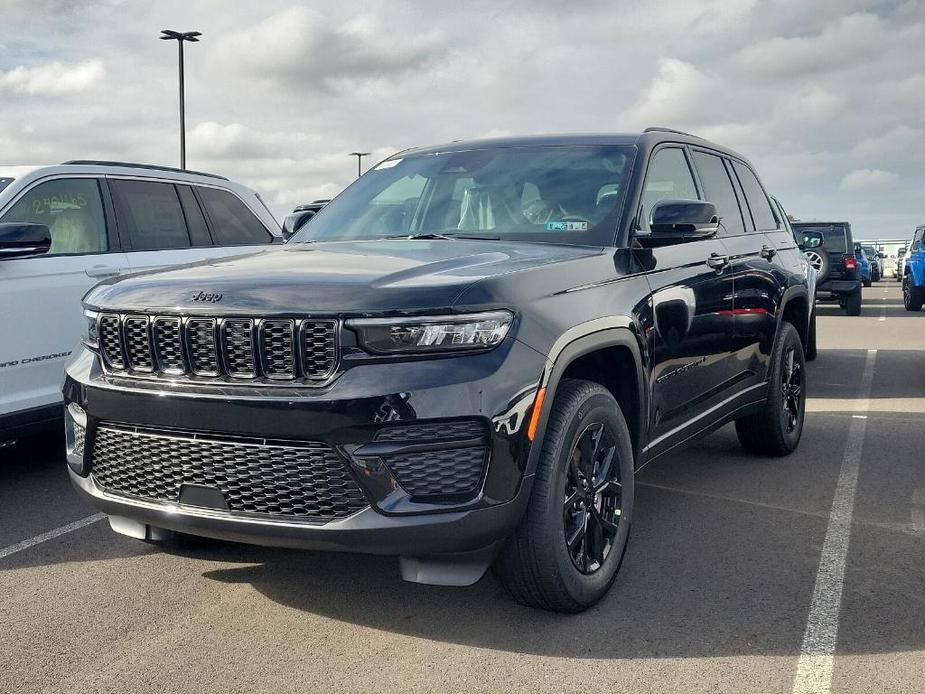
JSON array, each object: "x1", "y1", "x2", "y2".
[
  {"x1": 86, "y1": 265, "x2": 119, "y2": 278},
  {"x1": 706, "y1": 253, "x2": 729, "y2": 270},
  {"x1": 760, "y1": 245, "x2": 776, "y2": 260}
]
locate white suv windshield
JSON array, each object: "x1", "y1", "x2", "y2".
[{"x1": 292, "y1": 145, "x2": 635, "y2": 246}]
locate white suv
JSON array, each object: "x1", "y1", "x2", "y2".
[{"x1": 0, "y1": 161, "x2": 281, "y2": 442}]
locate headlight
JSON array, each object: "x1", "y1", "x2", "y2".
[
  {"x1": 348, "y1": 311, "x2": 513, "y2": 354},
  {"x1": 81, "y1": 309, "x2": 99, "y2": 349}
]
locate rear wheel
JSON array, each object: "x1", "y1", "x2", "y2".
[
  {"x1": 863, "y1": 278, "x2": 871, "y2": 288},
  {"x1": 494, "y1": 379, "x2": 634, "y2": 612},
  {"x1": 735, "y1": 322, "x2": 806, "y2": 456},
  {"x1": 903, "y1": 275, "x2": 924, "y2": 311},
  {"x1": 845, "y1": 289, "x2": 862, "y2": 316}
]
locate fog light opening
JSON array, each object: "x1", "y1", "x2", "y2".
[{"x1": 65, "y1": 403, "x2": 89, "y2": 475}]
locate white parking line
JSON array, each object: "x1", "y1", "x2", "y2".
[
  {"x1": 792, "y1": 349, "x2": 877, "y2": 694},
  {"x1": 0, "y1": 513, "x2": 105, "y2": 561}
]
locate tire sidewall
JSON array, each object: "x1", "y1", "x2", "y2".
[
  {"x1": 540, "y1": 390, "x2": 634, "y2": 606},
  {"x1": 771, "y1": 324, "x2": 806, "y2": 451}
]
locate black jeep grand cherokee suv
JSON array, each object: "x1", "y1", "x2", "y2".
[{"x1": 64, "y1": 131, "x2": 810, "y2": 612}]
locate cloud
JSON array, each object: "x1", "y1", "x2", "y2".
[
  {"x1": 839, "y1": 168, "x2": 899, "y2": 191},
  {"x1": 734, "y1": 13, "x2": 888, "y2": 79},
  {"x1": 620, "y1": 58, "x2": 719, "y2": 128},
  {"x1": 852, "y1": 125, "x2": 925, "y2": 158},
  {"x1": 0, "y1": 59, "x2": 104, "y2": 95},
  {"x1": 211, "y1": 6, "x2": 447, "y2": 90}
]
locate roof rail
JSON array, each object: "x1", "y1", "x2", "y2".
[
  {"x1": 643, "y1": 127, "x2": 702, "y2": 139},
  {"x1": 61, "y1": 160, "x2": 228, "y2": 181}
]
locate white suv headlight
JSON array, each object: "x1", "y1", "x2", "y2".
[
  {"x1": 348, "y1": 311, "x2": 513, "y2": 354},
  {"x1": 81, "y1": 309, "x2": 99, "y2": 349}
]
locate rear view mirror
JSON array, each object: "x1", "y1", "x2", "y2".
[
  {"x1": 646, "y1": 200, "x2": 719, "y2": 244},
  {"x1": 0, "y1": 222, "x2": 51, "y2": 259},
  {"x1": 281, "y1": 210, "x2": 318, "y2": 241}
]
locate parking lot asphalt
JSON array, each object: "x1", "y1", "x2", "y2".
[{"x1": 1, "y1": 282, "x2": 923, "y2": 694}]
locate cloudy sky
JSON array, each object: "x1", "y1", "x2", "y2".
[{"x1": 1, "y1": 0, "x2": 923, "y2": 240}]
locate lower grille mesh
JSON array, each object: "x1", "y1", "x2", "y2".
[{"x1": 91, "y1": 425, "x2": 368, "y2": 521}]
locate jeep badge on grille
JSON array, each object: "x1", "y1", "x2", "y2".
[{"x1": 191, "y1": 291, "x2": 223, "y2": 303}]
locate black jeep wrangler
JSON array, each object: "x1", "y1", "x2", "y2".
[
  {"x1": 64, "y1": 130, "x2": 811, "y2": 612},
  {"x1": 792, "y1": 221, "x2": 863, "y2": 315}
]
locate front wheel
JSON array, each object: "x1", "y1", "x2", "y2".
[
  {"x1": 494, "y1": 379, "x2": 634, "y2": 612},
  {"x1": 903, "y1": 276, "x2": 924, "y2": 311},
  {"x1": 735, "y1": 322, "x2": 806, "y2": 456}
]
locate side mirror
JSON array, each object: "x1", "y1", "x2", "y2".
[
  {"x1": 0, "y1": 222, "x2": 51, "y2": 259},
  {"x1": 878, "y1": 252, "x2": 886, "y2": 258},
  {"x1": 281, "y1": 210, "x2": 318, "y2": 241},
  {"x1": 647, "y1": 200, "x2": 719, "y2": 244}
]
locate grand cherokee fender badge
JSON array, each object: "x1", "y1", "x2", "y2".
[{"x1": 191, "y1": 291, "x2": 223, "y2": 303}]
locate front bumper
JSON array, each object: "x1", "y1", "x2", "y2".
[
  {"x1": 69, "y1": 467, "x2": 532, "y2": 555},
  {"x1": 63, "y1": 337, "x2": 546, "y2": 556}
]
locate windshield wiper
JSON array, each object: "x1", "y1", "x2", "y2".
[{"x1": 382, "y1": 232, "x2": 501, "y2": 241}]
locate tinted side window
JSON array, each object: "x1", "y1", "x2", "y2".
[
  {"x1": 639, "y1": 148, "x2": 699, "y2": 232},
  {"x1": 1, "y1": 178, "x2": 108, "y2": 255},
  {"x1": 111, "y1": 180, "x2": 191, "y2": 250},
  {"x1": 732, "y1": 162, "x2": 777, "y2": 231},
  {"x1": 197, "y1": 187, "x2": 271, "y2": 245},
  {"x1": 176, "y1": 185, "x2": 212, "y2": 247},
  {"x1": 691, "y1": 152, "x2": 745, "y2": 236}
]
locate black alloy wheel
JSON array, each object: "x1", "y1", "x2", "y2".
[
  {"x1": 780, "y1": 345, "x2": 803, "y2": 435},
  {"x1": 563, "y1": 422, "x2": 623, "y2": 574}
]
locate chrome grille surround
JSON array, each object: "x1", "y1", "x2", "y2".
[
  {"x1": 94, "y1": 313, "x2": 339, "y2": 385},
  {"x1": 98, "y1": 314, "x2": 125, "y2": 369},
  {"x1": 152, "y1": 317, "x2": 184, "y2": 374},
  {"x1": 123, "y1": 315, "x2": 154, "y2": 372},
  {"x1": 223, "y1": 319, "x2": 256, "y2": 378},
  {"x1": 186, "y1": 318, "x2": 219, "y2": 376}
]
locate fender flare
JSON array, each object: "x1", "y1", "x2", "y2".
[
  {"x1": 911, "y1": 259, "x2": 925, "y2": 288},
  {"x1": 776, "y1": 284, "x2": 811, "y2": 346},
  {"x1": 525, "y1": 320, "x2": 648, "y2": 476}
]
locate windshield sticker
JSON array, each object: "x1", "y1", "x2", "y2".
[
  {"x1": 546, "y1": 221, "x2": 589, "y2": 232},
  {"x1": 374, "y1": 159, "x2": 401, "y2": 170}
]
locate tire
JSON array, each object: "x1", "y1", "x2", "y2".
[
  {"x1": 845, "y1": 289, "x2": 862, "y2": 316},
  {"x1": 804, "y1": 250, "x2": 830, "y2": 282},
  {"x1": 494, "y1": 379, "x2": 634, "y2": 613},
  {"x1": 805, "y1": 309, "x2": 817, "y2": 361},
  {"x1": 863, "y1": 278, "x2": 871, "y2": 288},
  {"x1": 735, "y1": 322, "x2": 806, "y2": 456},
  {"x1": 903, "y1": 275, "x2": 924, "y2": 311}
]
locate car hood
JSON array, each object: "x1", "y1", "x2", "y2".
[{"x1": 85, "y1": 239, "x2": 605, "y2": 314}]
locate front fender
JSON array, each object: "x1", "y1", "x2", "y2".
[{"x1": 525, "y1": 322, "x2": 647, "y2": 476}]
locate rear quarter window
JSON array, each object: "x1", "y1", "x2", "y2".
[
  {"x1": 731, "y1": 162, "x2": 778, "y2": 231},
  {"x1": 196, "y1": 187, "x2": 272, "y2": 246}
]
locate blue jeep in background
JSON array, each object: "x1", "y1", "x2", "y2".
[
  {"x1": 903, "y1": 225, "x2": 925, "y2": 311},
  {"x1": 854, "y1": 242, "x2": 872, "y2": 287}
]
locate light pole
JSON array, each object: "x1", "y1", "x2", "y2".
[
  {"x1": 349, "y1": 152, "x2": 371, "y2": 178},
  {"x1": 160, "y1": 29, "x2": 202, "y2": 170}
]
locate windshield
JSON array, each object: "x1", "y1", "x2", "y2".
[{"x1": 292, "y1": 145, "x2": 635, "y2": 246}]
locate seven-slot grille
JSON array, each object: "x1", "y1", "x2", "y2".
[{"x1": 97, "y1": 313, "x2": 338, "y2": 383}]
